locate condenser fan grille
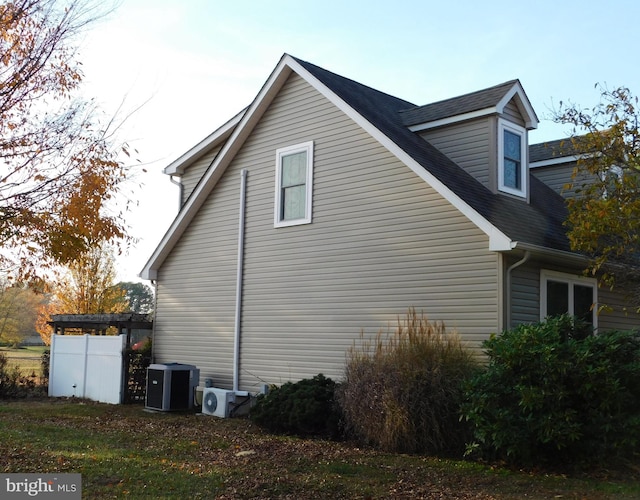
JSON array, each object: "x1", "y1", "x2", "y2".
[
  {"x1": 201, "y1": 388, "x2": 236, "y2": 417},
  {"x1": 204, "y1": 392, "x2": 218, "y2": 413}
]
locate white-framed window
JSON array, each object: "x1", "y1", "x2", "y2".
[
  {"x1": 540, "y1": 270, "x2": 597, "y2": 328},
  {"x1": 274, "y1": 141, "x2": 314, "y2": 227},
  {"x1": 498, "y1": 120, "x2": 527, "y2": 197}
]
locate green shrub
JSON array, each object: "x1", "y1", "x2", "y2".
[
  {"x1": 337, "y1": 309, "x2": 480, "y2": 455},
  {"x1": 250, "y1": 374, "x2": 341, "y2": 438},
  {"x1": 462, "y1": 315, "x2": 640, "y2": 466}
]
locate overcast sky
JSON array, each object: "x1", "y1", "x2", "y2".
[{"x1": 76, "y1": 0, "x2": 640, "y2": 282}]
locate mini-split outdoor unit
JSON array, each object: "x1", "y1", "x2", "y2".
[
  {"x1": 201, "y1": 387, "x2": 236, "y2": 418},
  {"x1": 145, "y1": 363, "x2": 199, "y2": 411}
]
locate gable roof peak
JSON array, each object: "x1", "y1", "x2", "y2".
[
  {"x1": 140, "y1": 55, "x2": 563, "y2": 281},
  {"x1": 288, "y1": 55, "x2": 417, "y2": 109}
]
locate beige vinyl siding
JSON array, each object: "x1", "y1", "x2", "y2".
[
  {"x1": 154, "y1": 73, "x2": 500, "y2": 391},
  {"x1": 501, "y1": 99, "x2": 525, "y2": 127},
  {"x1": 508, "y1": 259, "x2": 640, "y2": 332},
  {"x1": 418, "y1": 118, "x2": 492, "y2": 188},
  {"x1": 598, "y1": 288, "x2": 640, "y2": 331},
  {"x1": 509, "y1": 260, "x2": 540, "y2": 327},
  {"x1": 531, "y1": 161, "x2": 598, "y2": 199},
  {"x1": 531, "y1": 162, "x2": 577, "y2": 197},
  {"x1": 153, "y1": 167, "x2": 240, "y2": 389},
  {"x1": 180, "y1": 145, "x2": 223, "y2": 203}
]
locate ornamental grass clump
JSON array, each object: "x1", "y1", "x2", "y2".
[{"x1": 337, "y1": 308, "x2": 480, "y2": 456}]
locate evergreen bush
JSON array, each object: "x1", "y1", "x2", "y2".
[
  {"x1": 337, "y1": 309, "x2": 480, "y2": 455},
  {"x1": 250, "y1": 374, "x2": 341, "y2": 438},
  {"x1": 462, "y1": 315, "x2": 640, "y2": 466}
]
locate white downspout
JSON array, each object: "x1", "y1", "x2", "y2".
[
  {"x1": 505, "y1": 250, "x2": 531, "y2": 330},
  {"x1": 150, "y1": 280, "x2": 159, "y2": 364},
  {"x1": 169, "y1": 175, "x2": 183, "y2": 207},
  {"x1": 233, "y1": 169, "x2": 248, "y2": 393}
]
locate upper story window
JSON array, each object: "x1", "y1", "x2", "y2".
[
  {"x1": 540, "y1": 270, "x2": 597, "y2": 328},
  {"x1": 274, "y1": 141, "x2": 314, "y2": 227},
  {"x1": 498, "y1": 120, "x2": 527, "y2": 198}
]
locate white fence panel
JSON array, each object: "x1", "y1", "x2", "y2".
[
  {"x1": 48, "y1": 335, "x2": 88, "y2": 399},
  {"x1": 49, "y1": 334, "x2": 126, "y2": 404}
]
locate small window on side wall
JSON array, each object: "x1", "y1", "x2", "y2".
[
  {"x1": 540, "y1": 270, "x2": 597, "y2": 328},
  {"x1": 498, "y1": 120, "x2": 527, "y2": 197},
  {"x1": 274, "y1": 141, "x2": 314, "y2": 227}
]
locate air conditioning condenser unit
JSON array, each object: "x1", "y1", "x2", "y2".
[
  {"x1": 145, "y1": 363, "x2": 199, "y2": 411},
  {"x1": 201, "y1": 388, "x2": 236, "y2": 418}
]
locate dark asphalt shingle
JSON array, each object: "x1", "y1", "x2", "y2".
[
  {"x1": 400, "y1": 80, "x2": 520, "y2": 126},
  {"x1": 293, "y1": 56, "x2": 570, "y2": 252}
]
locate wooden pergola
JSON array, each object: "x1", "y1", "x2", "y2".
[{"x1": 49, "y1": 313, "x2": 153, "y2": 346}]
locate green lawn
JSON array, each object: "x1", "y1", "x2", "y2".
[
  {"x1": 0, "y1": 400, "x2": 638, "y2": 499},
  {"x1": 0, "y1": 346, "x2": 48, "y2": 379}
]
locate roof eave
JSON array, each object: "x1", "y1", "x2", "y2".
[
  {"x1": 163, "y1": 109, "x2": 247, "y2": 176},
  {"x1": 530, "y1": 154, "x2": 588, "y2": 168},
  {"x1": 509, "y1": 242, "x2": 588, "y2": 266},
  {"x1": 408, "y1": 107, "x2": 498, "y2": 132}
]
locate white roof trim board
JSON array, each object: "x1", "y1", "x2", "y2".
[
  {"x1": 408, "y1": 107, "x2": 499, "y2": 132},
  {"x1": 496, "y1": 82, "x2": 538, "y2": 129},
  {"x1": 529, "y1": 154, "x2": 588, "y2": 169}
]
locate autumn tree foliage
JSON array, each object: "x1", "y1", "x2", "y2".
[
  {"x1": 0, "y1": 0, "x2": 133, "y2": 276},
  {"x1": 35, "y1": 246, "x2": 142, "y2": 341},
  {"x1": 0, "y1": 282, "x2": 43, "y2": 346},
  {"x1": 55, "y1": 245, "x2": 127, "y2": 315},
  {"x1": 35, "y1": 298, "x2": 60, "y2": 345},
  {"x1": 554, "y1": 85, "x2": 640, "y2": 310}
]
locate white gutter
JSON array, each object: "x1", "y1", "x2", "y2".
[
  {"x1": 150, "y1": 279, "x2": 159, "y2": 364},
  {"x1": 512, "y1": 242, "x2": 588, "y2": 267},
  {"x1": 233, "y1": 169, "x2": 248, "y2": 393}
]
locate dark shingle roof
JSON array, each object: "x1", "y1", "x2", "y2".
[
  {"x1": 400, "y1": 80, "x2": 520, "y2": 127},
  {"x1": 529, "y1": 137, "x2": 585, "y2": 163},
  {"x1": 293, "y1": 57, "x2": 570, "y2": 252}
]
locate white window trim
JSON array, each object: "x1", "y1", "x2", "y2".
[
  {"x1": 540, "y1": 270, "x2": 598, "y2": 328},
  {"x1": 274, "y1": 141, "x2": 314, "y2": 228},
  {"x1": 498, "y1": 119, "x2": 528, "y2": 197}
]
